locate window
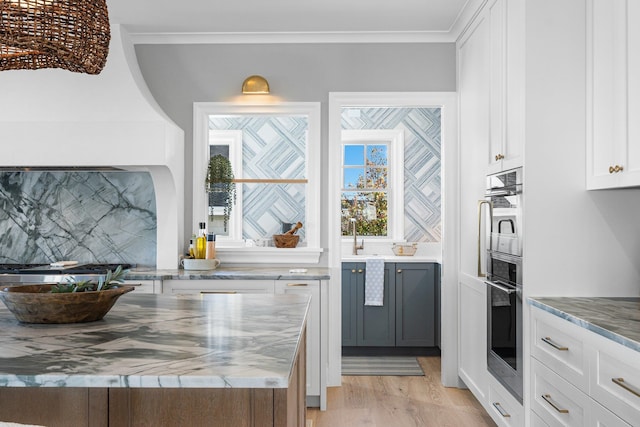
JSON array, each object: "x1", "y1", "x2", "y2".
[
  {"x1": 193, "y1": 103, "x2": 322, "y2": 263},
  {"x1": 340, "y1": 129, "x2": 404, "y2": 240}
]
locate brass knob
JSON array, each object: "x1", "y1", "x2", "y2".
[
  {"x1": 495, "y1": 154, "x2": 504, "y2": 161},
  {"x1": 351, "y1": 269, "x2": 356, "y2": 273},
  {"x1": 358, "y1": 269, "x2": 363, "y2": 273},
  {"x1": 610, "y1": 166, "x2": 615, "y2": 174},
  {"x1": 616, "y1": 165, "x2": 624, "y2": 172},
  {"x1": 397, "y1": 269, "x2": 402, "y2": 273}
]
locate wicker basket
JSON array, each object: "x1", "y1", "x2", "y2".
[
  {"x1": 273, "y1": 234, "x2": 300, "y2": 248},
  {"x1": 392, "y1": 243, "x2": 418, "y2": 256}
]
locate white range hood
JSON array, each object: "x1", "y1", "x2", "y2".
[{"x1": 0, "y1": 25, "x2": 184, "y2": 269}]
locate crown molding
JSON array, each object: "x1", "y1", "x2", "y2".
[{"x1": 127, "y1": 30, "x2": 457, "y2": 45}]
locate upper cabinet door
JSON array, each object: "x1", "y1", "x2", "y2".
[
  {"x1": 487, "y1": 0, "x2": 524, "y2": 175},
  {"x1": 587, "y1": 0, "x2": 640, "y2": 189}
]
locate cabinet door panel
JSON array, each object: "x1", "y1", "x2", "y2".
[
  {"x1": 275, "y1": 280, "x2": 321, "y2": 399},
  {"x1": 458, "y1": 274, "x2": 488, "y2": 401},
  {"x1": 341, "y1": 263, "x2": 360, "y2": 346},
  {"x1": 357, "y1": 264, "x2": 395, "y2": 347},
  {"x1": 395, "y1": 263, "x2": 437, "y2": 347}
]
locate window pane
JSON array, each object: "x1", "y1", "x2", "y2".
[
  {"x1": 341, "y1": 191, "x2": 387, "y2": 237},
  {"x1": 344, "y1": 145, "x2": 364, "y2": 166},
  {"x1": 343, "y1": 168, "x2": 364, "y2": 189},
  {"x1": 367, "y1": 145, "x2": 387, "y2": 166},
  {"x1": 366, "y1": 166, "x2": 388, "y2": 189}
]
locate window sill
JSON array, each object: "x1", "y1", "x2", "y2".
[{"x1": 214, "y1": 247, "x2": 324, "y2": 264}]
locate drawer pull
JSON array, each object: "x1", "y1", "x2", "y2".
[
  {"x1": 492, "y1": 402, "x2": 511, "y2": 418},
  {"x1": 200, "y1": 291, "x2": 237, "y2": 294},
  {"x1": 352, "y1": 269, "x2": 356, "y2": 273},
  {"x1": 612, "y1": 377, "x2": 640, "y2": 398},
  {"x1": 358, "y1": 269, "x2": 363, "y2": 273},
  {"x1": 541, "y1": 394, "x2": 569, "y2": 414},
  {"x1": 287, "y1": 283, "x2": 308, "y2": 287},
  {"x1": 541, "y1": 336, "x2": 568, "y2": 351},
  {"x1": 397, "y1": 269, "x2": 402, "y2": 273}
]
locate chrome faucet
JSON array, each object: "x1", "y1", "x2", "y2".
[{"x1": 351, "y1": 218, "x2": 364, "y2": 255}]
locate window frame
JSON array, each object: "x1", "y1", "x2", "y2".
[
  {"x1": 341, "y1": 129, "x2": 404, "y2": 241},
  {"x1": 193, "y1": 102, "x2": 322, "y2": 262}
]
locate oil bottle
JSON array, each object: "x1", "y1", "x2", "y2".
[{"x1": 195, "y1": 222, "x2": 207, "y2": 259}]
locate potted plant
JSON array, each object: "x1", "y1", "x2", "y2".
[{"x1": 205, "y1": 154, "x2": 236, "y2": 231}]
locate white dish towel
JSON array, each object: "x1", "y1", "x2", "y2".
[{"x1": 365, "y1": 257, "x2": 385, "y2": 306}]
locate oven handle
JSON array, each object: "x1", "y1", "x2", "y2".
[
  {"x1": 477, "y1": 200, "x2": 493, "y2": 277},
  {"x1": 484, "y1": 280, "x2": 516, "y2": 294}
]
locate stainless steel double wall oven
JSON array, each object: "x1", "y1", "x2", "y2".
[{"x1": 479, "y1": 167, "x2": 523, "y2": 403}]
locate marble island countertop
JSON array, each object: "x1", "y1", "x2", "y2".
[
  {"x1": 0, "y1": 293, "x2": 309, "y2": 389},
  {"x1": 528, "y1": 296, "x2": 640, "y2": 353},
  {"x1": 124, "y1": 266, "x2": 330, "y2": 281}
]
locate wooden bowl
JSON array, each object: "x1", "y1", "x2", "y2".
[
  {"x1": 0, "y1": 284, "x2": 134, "y2": 324},
  {"x1": 273, "y1": 234, "x2": 300, "y2": 248}
]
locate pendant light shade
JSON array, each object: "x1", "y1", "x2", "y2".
[
  {"x1": 0, "y1": 0, "x2": 111, "y2": 74},
  {"x1": 242, "y1": 75, "x2": 270, "y2": 94}
]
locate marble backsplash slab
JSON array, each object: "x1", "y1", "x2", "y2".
[{"x1": 0, "y1": 171, "x2": 156, "y2": 266}]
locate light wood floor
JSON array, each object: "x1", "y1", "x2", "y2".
[{"x1": 307, "y1": 357, "x2": 496, "y2": 427}]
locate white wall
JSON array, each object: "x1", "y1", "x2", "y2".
[
  {"x1": 134, "y1": 43, "x2": 457, "y2": 258},
  {"x1": 524, "y1": 0, "x2": 640, "y2": 298}
]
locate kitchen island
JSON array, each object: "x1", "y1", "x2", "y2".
[{"x1": 0, "y1": 292, "x2": 309, "y2": 427}]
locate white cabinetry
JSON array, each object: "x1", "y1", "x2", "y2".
[
  {"x1": 486, "y1": 0, "x2": 524, "y2": 174},
  {"x1": 123, "y1": 280, "x2": 161, "y2": 294},
  {"x1": 275, "y1": 280, "x2": 326, "y2": 410},
  {"x1": 488, "y1": 375, "x2": 524, "y2": 427},
  {"x1": 458, "y1": 275, "x2": 488, "y2": 402},
  {"x1": 530, "y1": 306, "x2": 637, "y2": 426},
  {"x1": 587, "y1": 0, "x2": 640, "y2": 189},
  {"x1": 162, "y1": 279, "x2": 275, "y2": 294}
]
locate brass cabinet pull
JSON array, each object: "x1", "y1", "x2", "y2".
[
  {"x1": 358, "y1": 269, "x2": 363, "y2": 273},
  {"x1": 397, "y1": 269, "x2": 402, "y2": 273},
  {"x1": 492, "y1": 402, "x2": 511, "y2": 418},
  {"x1": 477, "y1": 200, "x2": 493, "y2": 277},
  {"x1": 541, "y1": 394, "x2": 569, "y2": 414},
  {"x1": 351, "y1": 269, "x2": 356, "y2": 273},
  {"x1": 612, "y1": 377, "x2": 640, "y2": 398},
  {"x1": 609, "y1": 165, "x2": 625, "y2": 173},
  {"x1": 495, "y1": 153, "x2": 505, "y2": 161},
  {"x1": 541, "y1": 336, "x2": 568, "y2": 351},
  {"x1": 609, "y1": 166, "x2": 615, "y2": 174},
  {"x1": 287, "y1": 283, "x2": 308, "y2": 287},
  {"x1": 616, "y1": 165, "x2": 624, "y2": 172}
]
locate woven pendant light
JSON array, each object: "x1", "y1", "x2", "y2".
[{"x1": 0, "y1": 0, "x2": 110, "y2": 74}]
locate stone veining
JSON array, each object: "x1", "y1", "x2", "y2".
[{"x1": 0, "y1": 293, "x2": 309, "y2": 388}]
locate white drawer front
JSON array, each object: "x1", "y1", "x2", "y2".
[
  {"x1": 591, "y1": 341, "x2": 640, "y2": 426},
  {"x1": 531, "y1": 308, "x2": 589, "y2": 392},
  {"x1": 591, "y1": 400, "x2": 632, "y2": 427},
  {"x1": 532, "y1": 358, "x2": 590, "y2": 427},
  {"x1": 488, "y1": 377, "x2": 524, "y2": 427},
  {"x1": 531, "y1": 410, "x2": 551, "y2": 427}
]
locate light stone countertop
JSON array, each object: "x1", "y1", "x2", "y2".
[
  {"x1": 340, "y1": 256, "x2": 440, "y2": 263},
  {"x1": 528, "y1": 297, "x2": 640, "y2": 353},
  {"x1": 124, "y1": 266, "x2": 330, "y2": 281},
  {"x1": 0, "y1": 293, "x2": 309, "y2": 389}
]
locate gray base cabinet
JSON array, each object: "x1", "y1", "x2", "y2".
[
  {"x1": 342, "y1": 262, "x2": 440, "y2": 348},
  {"x1": 395, "y1": 263, "x2": 440, "y2": 347}
]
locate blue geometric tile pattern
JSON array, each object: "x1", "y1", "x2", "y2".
[
  {"x1": 0, "y1": 171, "x2": 157, "y2": 265},
  {"x1": 342, "y1": 108, "x2": 441, "y2": 242},
  {"x1": 208, "y1": 115, "x2": 307, "y2": 241}
]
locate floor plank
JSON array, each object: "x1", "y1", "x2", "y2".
[{"x1": 307, "y1": 356, "x2": 496, "y2": 427}]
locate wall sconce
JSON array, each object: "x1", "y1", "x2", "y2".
[
  {"x1": 242, "y1": 75, "x2": 270, "y2": 94},
  {"x1": 0, "y1": 0, "x2": 111, "y2": 74}
]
